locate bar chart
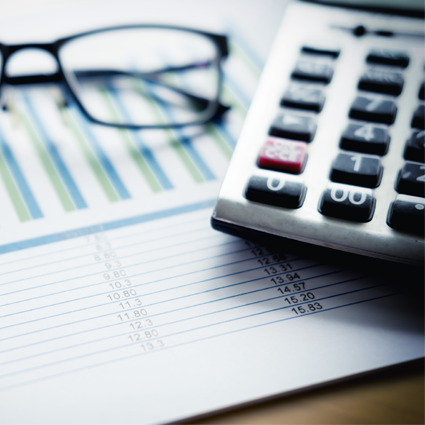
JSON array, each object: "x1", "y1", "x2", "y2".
[{"x1": 0, "y1": 33, "x2": 260, "y2": 229}]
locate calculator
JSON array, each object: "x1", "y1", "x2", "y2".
[{"x1": 212, "y1": 0, "x2": 425, "y2": 266}]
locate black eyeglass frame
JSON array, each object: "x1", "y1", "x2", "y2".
[{"x1": 0, "y1": 24, "x2": 229, "y2": 129}]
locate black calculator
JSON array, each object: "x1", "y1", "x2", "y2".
[{"x1": 212, "y1": 0, "x2": 425, "y2": 266}]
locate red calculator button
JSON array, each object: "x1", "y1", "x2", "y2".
[{"x1": 258, "y1": 137, "x2": 307, "y2": 174}]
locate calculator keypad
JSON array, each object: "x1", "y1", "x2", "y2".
[
  {"x1": 253, "y1": 43, "x2": 424, "y2": 231},
  {"x1": 254, "y1": 44, "x2": 422, "y2": 231}
]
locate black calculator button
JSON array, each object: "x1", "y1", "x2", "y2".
[
  {"x1": 366, "y1": 48, "x2": 409, "y2": 68},
  {"x1": 395, "y1": 163, "x2": 425, "y2": 198},
  {"x1": 330, "y1": 153, "x2": 382, "y2": 188},
  {"x1": 419, "y1": 82, "x2": 425, "y2": 101},
  {"x1": 387, "y1": 195, "x2": 425, "y2": 235},
  {"x1": 411, "y1": 105, "x2": 425, "y2": 129},
  {"x1": 281, "y1": 85, "x2": 325, "y2": 112},
  {"x1": 318, "y1": 184, "x2": 375, "y2": 222},
  {"x1": 358, "y1": 69, "x2": 404, "y2": 96},
  {"x1": 301, "y1": 44, "x2": 340, "y2": 58},
  {"x1": 340, "y1": 123, "x2": 390, "y2": 155},
  {"x1": 246, "y1": 174, "x2": 306, "y2": 209},
  {"x1": 291, "y1": 61, "x2": 333, "y2": 84},
  {"x1": 404, "y1": 131, "x2": 425, "y2": 163},
  {"x1": 269, "y1": 113, "x2": 316, "y2": 142},
  {"x1": 349, "y1": 96, "x2": 397, "y2": 125}
]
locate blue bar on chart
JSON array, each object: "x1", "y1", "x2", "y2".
[
  {"x1": 0, "y1": 127, "x2": 43, "y2": 220},
  {"x1": 69, "y1": 105, "x2": 132, "y2": 200},
  {"x1": 23, "y1": 95, "x2": 88, "y2": 210}
]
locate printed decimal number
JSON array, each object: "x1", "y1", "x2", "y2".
[
  {"x1": 140, "y1": 340, "x2": 165, "y2": 351},
  {"x1": 292, "y1": 302, "x2": 323, "y2": 314},
  {"x1": 117, "y1": 309, "x2": 148, "y2": 321},
  {"x1": 128, "y1": 329, "x2": 159, "y2": 342},
  {"x1": 107, "y1": 289, "x2": 137, "y2": 301},
  {"x1": 283, "y1": 292, "x2": 315, "y2": 304},
  {"x1": 272, "y1": 280, "x2": 306, "y2": 291}
]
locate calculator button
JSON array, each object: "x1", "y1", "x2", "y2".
[
  {"x1": 419, "y1": 82, "x2": 425, "y2": 101},
  {"x1": 269, "y1": 113, "x2": 316, "y2": 142},
  {"x1": 358, "y1": 69, "x2": 404, "y2": 96},
  {"x1": 291, "y1": 61, "x2": 333, "y2": 84},
  {"x1": 258, "y1": 137, "x2": 308, "y2": 174},
  {"x1": 404, "y1": 131, "x2": 425, "y2": 163},
  {"x1": 387, "y1": 194, "x2": 425, "y2": 235},
  {"x1": 281, "y1": 85, "x2": 325, "y2": 112},
  {"x1": 330, "y1": 153, "x2": 382, "y2": 188},
  {"x1": 340, "y1": 123, "x2": 390, "y2": 155},
  {"x1": 349, "y1": 96, "x2": 397, "y2": 124},
  {"x1": 366, "y1": 49, "x2": 409, "y2": 68},
  {"x1": 301, "y1": 44, "x2": 340, "y2": 58},
  {"x1": 395, "y1": 163, "x2": 425, "y2": 198},
  {"x1": 411, "y1": 105, "x2": 425, "y2": 129},
  {"x1": 318, "y1": 184, "x2": 375, "y2": 222},
  {"x1": 246, "y1": 174, "x2": 306, "y2": 209}
]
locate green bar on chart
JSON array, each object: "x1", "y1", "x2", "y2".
[
  {"x1": 204, "y1": 123, "x2": 233, "y2": 160},
  {"x1": 98, "y1": 89, "x2": 163, "y2": 193},
  {"x1": 60, "y1": 108, "x2": 120, "y2": 203},
  {"x1": 0, "y1": 150, "x2": 31, "y2": 222},
  {"x1": 18, "y1": 111, "x2": 75, "y2": 212},
  {"x1": 229, "y1": 40, "x2": 262, "y2": 80},
  {"x1": 132, "y1": 87, "x2": 205, "y2": 184}
]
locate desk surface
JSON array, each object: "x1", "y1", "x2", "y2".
[{"x1": 186, "y1": 362, "x2": 424, "y2": 424}]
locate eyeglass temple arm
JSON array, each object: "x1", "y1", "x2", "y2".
[
  {"x1": 2, "y1": 60, "x2": 212, "y2": 85},
  {"x1": 72, "y1": 68, "x2": 230, "y2": 116},
  {"x1": 2, "y1": 64, "x2": 230, "y2": 119}
]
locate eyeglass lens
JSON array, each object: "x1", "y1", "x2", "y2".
[{"x1": 58, "y1": 28, "x2": 221, "y2": 127}]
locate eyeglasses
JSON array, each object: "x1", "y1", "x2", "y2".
[{"x1": 0, "y1": 25, "x2": 230, "y2": 129}]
